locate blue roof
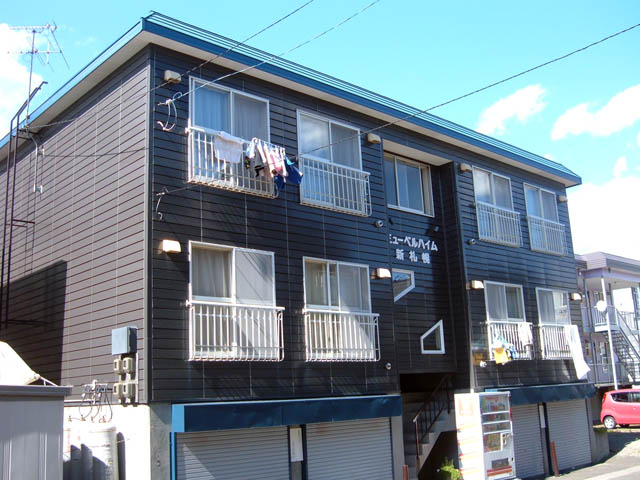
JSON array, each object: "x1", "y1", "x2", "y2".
[{"x1": 4, "y1": 11, "x2": 581, "y2": 186}]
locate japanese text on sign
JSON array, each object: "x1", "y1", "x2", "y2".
[{"x1": 390, "y1": 234, "x2": 438, "y2": 264}]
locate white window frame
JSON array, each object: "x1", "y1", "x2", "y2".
[
  {"x1": 392, "y1": 269, "x2": 415, "y2": 302},
  {"x1": 302, "y1": 256, "x2": 371, "y2": 312},
  {"x1": 484, "y1": 281, "x2": 527, "y2": 323},
  {"x1": 296, "y1": 110, "x2": 363, "y2": 169},
  {"x1": 523, "y1": 183, "x2": 558, "y2": 222},
  {"x1": 472, "y1": 167, "x2": 514, "y2": 210},
  {"x1": 421, "y1": 319, "x2": 445, "y2": 354},
  {"x1": 535, "y1": 288, "x2": 570, "y2": 325},
  {"x1": 189, "y1": 241, "x2": 276, "y2": 306},
  {"x1": 385, "y1": 153, "x2": 434, "y2": 217},
  {"x1": 189, "y1": 77, "x2": 271, "y2": 141}
]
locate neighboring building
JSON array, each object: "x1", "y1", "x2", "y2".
[{"x1": 0, "y1": 13, "x2": 593, "y2": 479}]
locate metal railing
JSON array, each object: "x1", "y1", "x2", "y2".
[
  {"x1": 189, "y1": 301, "x2": 284, "y2": 361},
  {"x1": 587, "y1": 362, "x2": 636, "y2": 386},
  {"x1": 412, "y1": 375, "x2": 451, "y2": 473},
  {"x1": 304, "y1": 309, "x2": 379, "y2": 361},
  {"x1": 538, "y1": 324, "x2": 571, "y2": 359},
  {"x1": 487, "y1": 321, "x2": 534, "y2": 360},
  {"x1": 475, "y1": 201, "x2": 521, "y2": 247},
  {"x1": 299, "y1": 156, "x2": 371, "y2": 217},
  {"x1": 527, "y1": 215, "x2": 566, "y2": 255},
  {"x1": 188, "y1": 127, "x2": 277, "y2": 198},
  {"x1": 590, "y1": 305, "x2": 618, "y2": 329},
  {"x1": 619, "y1": 310, "x2": 639, "y2": 332}
]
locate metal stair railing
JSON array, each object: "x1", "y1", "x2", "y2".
[
  {"x1": 611, "y1": 309, "x2": 640, "y2": 382},
  {"x1": 411, "y1": 375, "x2": 452, "y2": 473}
]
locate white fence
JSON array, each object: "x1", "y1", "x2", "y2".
[
  {"x1": 487, "y1": 321, "x2": 534, "y2": 360},
  {"x1": 538, "y1": 324, "x2": 571, "y2": 359},
  {"x1": 527, "y1": 215, "x2": 566, "y2": 255},
  {"x1": 304, "y1": 309, "x2": 379, "y2": 361},
  {"x1": 299, "y1": 156, "x2": 371, "y2": 216},
  {"x1": 188, "y1": 127, "x2": 277, "y2": 198},
  {"x1": 189, "y1": 301, "x2": 284, "y2": 361},
  {"x1": 476, "y1": 202, "x2": 521, "y2": 247}
]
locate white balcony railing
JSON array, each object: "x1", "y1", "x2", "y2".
[
  {"x1": 527, "y1": 215, "x2": 566, "y2": 255},
  {"x1": 538, "y1": 324, "x2": 571, "y2": 359},
  {"x1": 299, "y1": 156, "x2": 371, "y2": 217},
  {"x1": 304, "y1": 309, "x2": 380, "y2": 362},
  {"x1": 188, "y1": 127, "x2": 277, "y2": 198},
  {"x1": 487, "y1": 321, "x2": 534, "y2": 360},
  {"x1": 475, "y1": 202, "x2": 522, "y2": 247},
  {"x1": 189, "y1": 301, "x2": 284, "y2": 361},
  {"x1": 591, "y1": 305, "x2": 618, "y2": 329}
]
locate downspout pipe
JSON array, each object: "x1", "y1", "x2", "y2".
[{"x1": 600, "y1": 276, "x2": 618, "y2": 390}]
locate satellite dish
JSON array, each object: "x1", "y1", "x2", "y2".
[{"x1": 596, "y1": 300, "x2": 607, "y2": 313}]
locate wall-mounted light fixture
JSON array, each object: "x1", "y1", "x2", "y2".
[
  {"x1": 366, "y1": 133, "x2": 381, "y2": 144},
  {"x1": 163, "y1": 70, "x2": 182, "y2": 84},
  {"x1": 459, "y1": 163, "x2": 472, "y2": 173},
  {"x1": 161, "y1": 239, "x2": 182, "y2": 254},
  {"x1": 569, "y1": 292, "x2": 582, "y2": 301},
  {"x1": 466, "y1": 280, "x2": 485, "y2": 290},
  {"x1": 557, "y1": 195, "x2": 568, "y2": 203},
  {"x1": 371, "y1": 268, "x2": 392, "y2": 280}
]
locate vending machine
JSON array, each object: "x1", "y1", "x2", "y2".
[{"x1": 455, "y1": 392, "x2": 516, "y2": 480}]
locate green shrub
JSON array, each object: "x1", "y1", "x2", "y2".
[{"x1": 438, "y1": 457, "x2": 461, "y2": 480}]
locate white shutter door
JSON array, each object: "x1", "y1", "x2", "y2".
[
  {"x1": 547, "y1": 399, "x2": 591, "y2": 471},
  {"x1": 512, "y1": 404, "x2": 545, "y2": 479},
  {"x1": 176, "y1": 426, "x2": 289, "y2": 480},
  {"x1": 306, "y1": 418, "x2": 392, "y2": 480}
]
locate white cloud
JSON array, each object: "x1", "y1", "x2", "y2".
[
  {"x1": 74, "y1": 36, "x2": 96, "y2": 47},
  {"x1": 0, "y1": 24, "x2": 44, "y2": 138},
  {"x1": 552, "y1": 84, "x2": 640, "y2": 140},
  {"x1": 477, "y1": 84, "x2": 546, "y2": 135},
  {"x1": 613, "y1": 156, "x2": 628, "y2": 178},
  {"x1": 568, "y1": 175, "x2": 640, "y2": 260},
  {"x1": 543, "y1": 153, "x2": 554, "y2": 160}
]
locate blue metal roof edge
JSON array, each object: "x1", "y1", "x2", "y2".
[
  {"x1": 0, "y1": 19, "x2": 144, "y2": 149},
  {"x1": 143, "y1": 12, "x2": 580, "y2": 185}
]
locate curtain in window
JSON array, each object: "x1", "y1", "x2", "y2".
[
  {"x1": 235, "y1": 250, "x2": 274, "y2": 305},
  {"x1": 384, "y1": 157, "x2": 397, "y2": 206},
  {"x1": 473, "y1": 169, "x2": 492, "y2": 204},
  {"x1": 538, "y1": 289, "x2": 555, "y2": 324},
  {"x1": 396, "y1": 161, "x2": 424, "y2": 211},
  {"x1": 525, "y1": 185, "x2": 542, "y2": 217},
  {"x1": 486, "y1": 283, "x2": 507, "y2": 322},
  {"x1": 553, "y1": 291, "x2": 569, "y2": 323},
  {"x1": 541, "y1": 190, "x2": 558, "y2": 222},
  {"x1": 192, "y1": 247, "x2": 231, "y2": 299},
  {"x1": 505, "y1": 286, "x2": 523, "y2": 320},
  {"x1": 493, "y1": 176, "x2": 512, "y2": 209},
  {"x1": 194, "y1": 86, "x2": 230, "y2": 132},
  {"x1": 330, "y1": 123, "x2": 359, "y2": 169},
  {"x1": 234, "y1": 94, "x2": 268, "y2": 141},
  {"x1": 299, "y1": 115, "x2": 330, "y2": 159},
  {"x1": 305, "y1": 261, "x2": 328, "y2": 306},
  {"x1": 338, "y1": 264, "x2": 370, "y2": 312}
]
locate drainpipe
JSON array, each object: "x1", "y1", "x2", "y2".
[{"x1": 601, "y1": 276, "x2": 618, "y2": 389}]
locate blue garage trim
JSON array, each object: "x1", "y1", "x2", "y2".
[
  {"x1": 486, "y1": 383, "x2": 596, "y2": 406},
  {"x1": 171, "y1": 394, "x2": 402, "y2": 433}
]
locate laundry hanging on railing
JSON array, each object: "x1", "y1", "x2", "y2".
[
  {"x1": 213, "y1": 131, "x2": 244, "y2": 163},
  {"x1": 564, "y1": 324, "x2": 590, "y2": 379},
  {"x1": 246, "y1": 138, "x2": 286, "y2": 177},
  {"x1": 274, "y1": 157, "x2": 304, "y2": 192},
  {"x1": 492, "y1": 333, "x2": 517, "y2": 364},
  {"x1": 517, "y1": 322, "x2": 533, "y2": 346}
]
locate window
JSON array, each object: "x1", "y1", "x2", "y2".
[
  {"x1": 472, "y1": 168, "x2": 521, "y2": 247},
  {"x1": 190, "y1": 78, "x2": 269, "y2": 141},
  {"x1": 421, "y1": 320, "x2": 445, "y2": 354},
  {"x1": 189, "y1": 242, "x2": 283, "y2": 361},
  {"x1": 484, "y1": 281, "x2": 526, "y2": 323},
  {"x1": 304, "y1": 258, "x2": 370, "y2": 312},
  {"x1": 385, "y1": 154, "x2": 434, "y2": 216},
  {"x1": 536, "y1": 288, "x2": 569, "y2": 325},
  {"x1": 297, "y1": 112, "x2": 371, "y2": 216},
  {"x1": 524, "y1": 184, "x2": 565, "y2": 255},
  {"x1": 392, "y1": 269, "x2": 415, "y2": 302}
]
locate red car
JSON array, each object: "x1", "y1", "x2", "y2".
[{"x1": 601, "y1": 389, "x2": 640, "y2": 429}]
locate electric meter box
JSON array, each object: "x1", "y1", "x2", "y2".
[{"x1": 111, "y1": 326, "x2": 137, "y2": 355}]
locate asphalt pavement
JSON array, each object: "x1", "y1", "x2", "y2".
[{"x1": 543, "y1": 427, "x2": 640, "y2": 480}]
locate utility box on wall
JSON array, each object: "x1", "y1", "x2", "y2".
[{"x1": 111, "y1": 326, "x2": 137, "y2": 355}]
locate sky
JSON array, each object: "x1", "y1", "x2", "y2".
[{"x1": 2, "y1": 0, "x2": 639, "y2": 259}]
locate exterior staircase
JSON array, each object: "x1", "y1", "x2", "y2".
[
  {"x1": 591, "y1": 306, "x2": 640, "y2": 383},
  {"x1": 403, "y1": 376, "x2": 455, "y2": 479}
]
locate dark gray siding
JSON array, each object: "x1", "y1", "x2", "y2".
[{"x1": 0, "y1": 51, "x2": 149, "y2": 400}]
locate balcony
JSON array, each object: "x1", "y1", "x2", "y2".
[
  {"x1": 189, "y1": 301, "x2": 284, "y2": 361},
  {"x1": 475, "y1": 202, "x2": 521, "y2": 247},
  {"x1": 538, "y1": 324, "x2": 571, "y2": 359},
  {"x1": 188, "y1": 127, "x2": 277, "y2": 198},
  {"x1": 527, "y1": 215, "x2": 566, "y2": 255},
  {"x1": 299, "y1": 156, "x2": 371, "y2": 217},
  {"x1": 304, "y1": 309, "x2": 380, "y2": 362},
  {"x1": 487, "y1": 321, "x2": 534, "y2": 360}
]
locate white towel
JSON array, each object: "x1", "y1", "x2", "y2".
[
  {"x1": 213, "y1": 131, "x2": 244, "y2": 163},
  {"x1": 517, "y1": 322, "x2": 533, "y2": 346},
  {"x1": 564, "y1": 324, "x2": 590, "y2": 380}
]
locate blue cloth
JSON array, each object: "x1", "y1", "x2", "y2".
[{"x1": 274, "y1": 157, "x2": 303, "y2": 192}]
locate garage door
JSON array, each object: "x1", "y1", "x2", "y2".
[
  {"x1": 176, "y1": 426, "x2": 289, "y2": 480},
  {"x1": 512, "y1": 404, "x2": 545, "y2": 479},
  {"x1": 306, "y1": 418, "x2": 392, "y2": 480},
  {"x1": 547, "y1": 399, "x2": 591, "y2": 471}
]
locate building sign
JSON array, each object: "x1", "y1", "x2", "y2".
[{"x1": 389, "y1": 234, "x2": 438, "y2": 264}]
